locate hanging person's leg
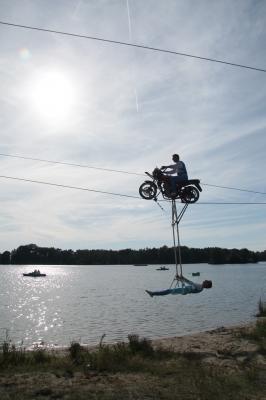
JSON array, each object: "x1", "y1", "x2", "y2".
[{"x1": 145, "y1": 288, "x2": 172, "y2": 297}]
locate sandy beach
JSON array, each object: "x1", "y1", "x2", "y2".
[{"x1": 153, "y1": 322, "x2": 265, "y2": 368}]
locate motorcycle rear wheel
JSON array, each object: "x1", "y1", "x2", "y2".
[
  {"x1": 139, "y1": 182, "x2": 157, "y2": 200},
  {"x1": 180, "y1": 186, "x2": 200, "y2": 203}
]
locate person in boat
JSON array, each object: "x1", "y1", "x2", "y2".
[
  {"x1": 33, "y1": 269, "x2": 41, "y2": 275},
  {"x1": 146, "y1": 278, "x2": 212, "y2": 297},
  {"x1": 161, "y1": 154, "x2": 188, "y2": 196}
]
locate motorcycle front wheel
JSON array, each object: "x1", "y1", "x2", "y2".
[
  {"x1": 180, "y1": 186, "x2": 200, "y2": 203},
  {"x1": 139, "y1": 181, "x2": 157, "y2": 200}
]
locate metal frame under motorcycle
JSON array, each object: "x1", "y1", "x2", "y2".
[{"x1": 169, "y1": 200, "x2": 189, "y2": 289}]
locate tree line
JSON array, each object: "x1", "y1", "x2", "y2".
[{"x1": 0, "y1": 243, "x2": 264, "y2": 265}]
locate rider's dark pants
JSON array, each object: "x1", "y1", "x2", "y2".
[{"x1": 170, "y1": 176, "x2": 188, "y2": 192}]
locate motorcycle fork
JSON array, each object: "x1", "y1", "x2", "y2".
[{"x1": 156, "y1": 184, "x2": 163, "y2": 201}]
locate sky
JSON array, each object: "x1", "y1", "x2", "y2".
[{"x1": 0, "y1": 0, "x2": 266, "y2": 252}]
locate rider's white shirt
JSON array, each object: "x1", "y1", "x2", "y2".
[{"x1": 166, "y1": 161, "x2": 188, "y2": 178}]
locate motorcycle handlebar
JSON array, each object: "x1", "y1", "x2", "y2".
[{"x1": 145, "y1": 172, "x2": 154, "y2": 179}]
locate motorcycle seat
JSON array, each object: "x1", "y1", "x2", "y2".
[
  {"x1": 187, "y1": 179, "x2": 200, "y2": 184},
  {"x1": 179, "y1": 179, "x2": 202, "y2": 192}
]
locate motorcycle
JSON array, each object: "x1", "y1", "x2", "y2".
[{"x1": 139, "y1": 167, "x2": 202, "y2": 203}]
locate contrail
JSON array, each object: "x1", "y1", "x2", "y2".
[
  {"x1": 126, "y1": 0, "x2": 132, "y2": 39},
  {"x1": 134, "y1": 88, "x2": 139, "y2": 112},
  {"x1": 126, "y1": 0, "x2": 140, "y2": 113},
  {"x1": 72, "y1": 0, "x2": 83, "y2": 19}
]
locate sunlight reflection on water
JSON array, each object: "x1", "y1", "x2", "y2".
[{"x1": 0, "y1": 263, "x2": 265, "y2": 347}]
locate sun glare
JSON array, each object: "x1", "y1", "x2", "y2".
[{"x1": 27, "y1": 69, "x2": 77, "y2": 125}]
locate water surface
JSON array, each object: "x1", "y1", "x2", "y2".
[{"x1": 0, "y1": 263, "x2": 265, "y2": 347}]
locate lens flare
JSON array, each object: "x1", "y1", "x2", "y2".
[{"x1": 19, "y1": 48, "x2": 31, "y2": 60}]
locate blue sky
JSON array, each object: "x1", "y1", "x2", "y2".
[{"x1": 0, "y1": 0, "x2": 266, "y2": 252}]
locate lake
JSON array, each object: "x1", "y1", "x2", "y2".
[{"x1": 0, "y1": 263, "x2": 265, "y2": 348}]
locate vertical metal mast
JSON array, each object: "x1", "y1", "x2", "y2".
[
  {"x1": 171, "y1": 200, "x2": 179, "y2": 278},
  {"x1": 169, "y1": 200, "x2": 188, "y2": 288}
]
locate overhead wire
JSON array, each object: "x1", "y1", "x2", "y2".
[
  {"x1": 0, "y1": 152, "x2": 265, "y2": 196},
  {"x1": 200, "y1": 183, "x2": 266, "y2": 196},
  {"x1": 193, "y1": 202, "x2": 266, "y2": 205},
  {"x1": 0, "y1": 20, "x2": 266, "y2": 73},
  {"x1": 0, "y1": 174, "x2": 140, "y2": 199},
  {"x1": 0, "y1": 174, "x2": 266, "y2": 204},
  {"x1": 0, "y1": 153, "x2": 143, "y2": 176}
]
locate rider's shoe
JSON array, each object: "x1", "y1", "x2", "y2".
[{"x1": 170, "y1": 192, "x2": 177, "y2": 198}]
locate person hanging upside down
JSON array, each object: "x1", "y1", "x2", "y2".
[
  {"x1": 146, "y1": 278, "x2": 212, "y2": 297},
  {"x1": 161, "y1": 154, "x2": 188, "y2": 196}
]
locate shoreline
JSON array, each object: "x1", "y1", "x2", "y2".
[
  {"x1": 31, "y1": 321, "x2": 258, "y2": 360},
  {"x1": 24, "y1": 321, "x2": 254, "y2": 352}
]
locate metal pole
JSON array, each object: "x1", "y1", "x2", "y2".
[
  {"x1": 171, "y1": 200, "x2": 179, "y2": 278},
  {"x1": 170, "y1": 201, "x2": 188, "y2": 286},
  {"x1": 176, "y1": 222, "x2": 183, "y2": 277}
]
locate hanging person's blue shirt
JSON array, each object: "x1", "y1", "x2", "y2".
[{"x1": 171, "y1": 282, "x2": 203, "y2": 295}]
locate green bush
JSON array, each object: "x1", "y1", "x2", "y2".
[
  {"x1": 254, "y1": 319, "x2": 266, "y2": 338},
  {"x1": 128, "y1": 334, "x2": 154, "y2": 356},
  {"x1": 240, "y1": 318, "x2": 266, "y2": 354},
  {"x1": 88, "y1": 346, "x2": 115, "y2": 371},
  {"x1": 32, "y1": 348, "x2": 49, "y2": 364},
  {"x1": 0, "y1": 341, "x2": 27, "y2": 367},
  {"x1": 69, "y1": 341, "x2": 85, "y2": 364},
  {"x1": 257, "y1": 297, "x2": 266, "y2": 317},
  {"x1": 86, "y1": 336, "x2": 155, "y2": 372}
]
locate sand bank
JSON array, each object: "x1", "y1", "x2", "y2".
[{"x1": 152, "y1": 322, "x2": 265, "y2": 368}]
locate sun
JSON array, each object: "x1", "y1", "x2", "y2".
[{"x1": 27, "y1": 69, "x2": 77, "y2": 125}]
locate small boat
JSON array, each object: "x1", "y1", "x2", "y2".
[
  {"x1": 156, "y1": 266, "x2": 169, "y2": 271},
  {"x1": 23, "y1": 269, "x2": 46, "y2": 277},
  {"x1": 192, "y1": 272, "x2": 200, "y2": 276}
]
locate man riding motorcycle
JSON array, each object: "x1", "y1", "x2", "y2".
[
  {"x1": 161, "y1": 154, "x2": 188, "y2": 197},
  {"x1": 139, "y1": 154, "x2": 201, "y2": 203}
]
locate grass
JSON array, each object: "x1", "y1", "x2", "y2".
[
  {"x1": 239, "y1": 318, "x2": 266, "y2": 355},
  {"x1": 256, "y1": 297, "x2": 266, "y2": 317},
  {"x1": 1, "y1": 309, "x2": 266, "y2": 399},
  {"x1": 0, "y1": 334, "x2": 266, "y2": 400},
  {"x1": 0, "y1": 334, "x2": 156, "y2": 372},
  {"x1": 238, "y1": 299, "x2": 266, "y2": 353}
]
